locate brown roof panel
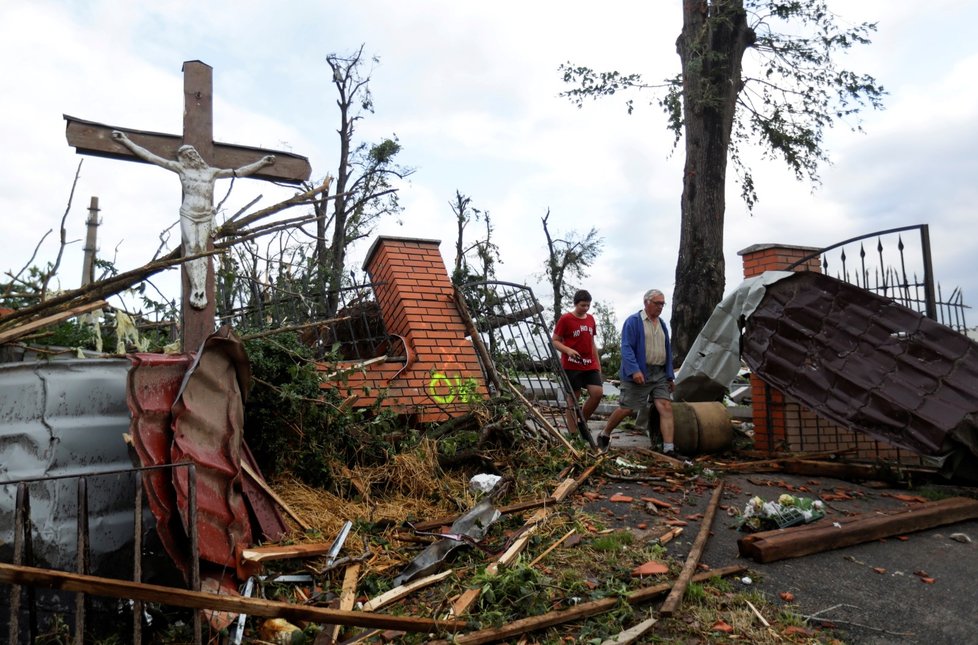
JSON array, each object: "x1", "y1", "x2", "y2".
[{"x1": 742, "y1": 272, "x2": 978, "y2": 458}]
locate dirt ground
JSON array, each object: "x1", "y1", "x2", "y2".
[{"x1": 583, "y1": 424, "x2": 978, "y2": 645}]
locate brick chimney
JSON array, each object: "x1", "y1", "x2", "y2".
[{"x1": 329, "y1": 236, "x2": 486, "y2": 423}]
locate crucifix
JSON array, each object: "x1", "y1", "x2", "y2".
[{"x1": 65, "y1": 60, "x2": 311, "y2": 353}]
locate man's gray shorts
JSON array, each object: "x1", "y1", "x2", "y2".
[{"x1": 618, "y1": 365, "x2": 672, "y2": 409}]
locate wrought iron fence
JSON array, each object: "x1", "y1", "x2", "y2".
[
  {"x1": 786, "y1": 223, "x2": 969, "y2": 332},
  {"x1": 458, "y1": 280, "x2": 591, "y2": 445},
  {"x1": 216, "y1": 270, "x2": 391, "y2": 361}
]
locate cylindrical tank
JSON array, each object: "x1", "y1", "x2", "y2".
[{"x1": 670, "y1": 401, "x2": 733, "y2": 454}]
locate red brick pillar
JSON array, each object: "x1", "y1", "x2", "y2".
[
  {"x1": 362, "y1": 236, "x2": 486, "y2": 422},
  {"x1": 737, "y1": 243, "x2": 821, "y2": 452}
]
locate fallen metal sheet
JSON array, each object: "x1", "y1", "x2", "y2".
[
  {"x1": 170, "y1": 326, "x2": 253, "y2": 568},
  {"x1": 127, "y1": 352, "x2": 194, "y2": 578},
  {"x1": 393, "y1": 497, "x2": 501, "y2": 586},
  {"x1": 741, "y1": 272, "x2": 978, "y2": 460},
  {"x1": 0, "y1": 358, "x2": 135, "y2": 573},
  {"x1": 675, "y1": 271, "x2": 794, "y2": 402}
]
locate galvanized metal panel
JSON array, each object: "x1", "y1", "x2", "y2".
[{"x1": 0, "y1": 358, "x2": 135, "y2": 574}]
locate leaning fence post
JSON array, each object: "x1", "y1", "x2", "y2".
[{"x1": 919, "y1": 224, "x2": 938, "y2": 320}]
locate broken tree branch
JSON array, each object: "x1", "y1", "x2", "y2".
[
  {"x1": 0, "y1": 300, "x2": 106, "y2": 345},
  {"x1": 429, "y1": 565, "x2": 746, "y2": 645}
]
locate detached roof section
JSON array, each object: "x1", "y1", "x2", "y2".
[{"x1": 742, "y1": 272, "x2": 978, "y2": 460}]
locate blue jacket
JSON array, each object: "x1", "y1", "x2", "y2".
[{"x1": 619, "y1": 311, "x2": 675, "y2": 382}]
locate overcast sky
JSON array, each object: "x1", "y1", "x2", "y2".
[{"x1": 2, "y1": 0, "x2": 976, "y2": 335}]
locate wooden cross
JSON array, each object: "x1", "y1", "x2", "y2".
[{"x1": 65, "y1": 60, "x2": 311, "y2": 353}]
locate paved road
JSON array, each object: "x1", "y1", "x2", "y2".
[{"x1": 585, "y1": 424, "x2": 978, "y2": 645}]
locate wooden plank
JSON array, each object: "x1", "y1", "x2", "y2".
[
  {"x1": 361, "y1": 569, "x2": 453, "y2": 612},
  {"x1": 598, "y1": 614, "x2": 657, "y2": 644},
  {"x1": 323, "y1": 563, "x2": 361, "y2": 643},
  {"x1": 0, "y1": 300, "x2": 106, "y2": 344},
  {"x1": 503, "y1": 377, "x2": 582, "y2": 459},
  {"x1": 738, "y1": 496, "x2": 978, "y2": 563},
  {"x1": 239, "y1": 542, "x2": 335, "y2": 564},
  {"x1": 240, "y1": 459, "x2": 310, "y2": 531},
  {"x1": 428, "y1": 565, "x2": 746, "y2": 645},
  {"x1": 529, "y1": 529, "x2": 576, "y2": 568},
  {"x1": 659, "y1": 482, "x2": 724, "y2": 617},
  {"x1": 780, "y1": 459, "x2": 937, "y2": 480},
  {"x1": 0, "y1": 562, "x2": 467, "y2": 633}
]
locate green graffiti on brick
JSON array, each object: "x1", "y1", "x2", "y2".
[{"x1": 428, "y1": 371, "x2": 481, "y2": 404}]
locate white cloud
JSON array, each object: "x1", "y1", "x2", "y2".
[{"x1": 2, "y1": 0, "x2": 976, "y2": 336}]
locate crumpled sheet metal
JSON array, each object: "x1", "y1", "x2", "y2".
[
  {"x1": 170, "y1": 326, "x2": 253, "y2": 568},
  {"x1": 393, "y1": 497, "x2": 501, "y2": 586},
  {"x1": 127, "y1": 352, "x2": 194, "y2": 578},
  {"x1": 675, "y1": 271, "x2": 795, "y2": 401},
  {"x1": 742, "y1": 271, "x2": 978, "y2": 458}
]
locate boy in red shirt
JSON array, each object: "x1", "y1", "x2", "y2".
[{"x1": 552, "y1": 290, "x2": 604, "y2": 440}]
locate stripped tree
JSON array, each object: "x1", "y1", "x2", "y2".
[{"x1": 560, "y1": 0, "x2": 885, "y2": 360}]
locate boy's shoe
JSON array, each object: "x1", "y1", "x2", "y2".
[{"x1": 597, "y1": 434, "x2": 611, "y2": 452}]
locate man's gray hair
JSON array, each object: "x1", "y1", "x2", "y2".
[{"x1": 643, "y1": 289, "x2": 664, "y2": 303}]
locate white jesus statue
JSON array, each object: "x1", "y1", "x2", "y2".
[{"x1": 111, "y1": 130, "x2": 275, "y2": 309}]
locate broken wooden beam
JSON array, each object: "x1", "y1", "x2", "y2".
[
  {"x1": 779, "y1": 459, "x2": 936, "y2": 481},
  {"x1": 503, "y1": 377, "x2": 582, "y2": 459},
  {"x1": 738, "y1": 496, "x2": 978, "y2": 563},
  {"x1": 659, "y1": 481, "x2": 724, "y2": 617},
  {"x1": 0, "y1": 299, "x2": 107, "y2": 345},
  {"x1": 240, "y1": 459, "x2": 310, "y2": 531},
  {"x1": 429, "y1": 565, "x2": 746, "y2": 645},
  {"x1": 361, "y1": 569, "x2": 454, "y2": 612},
  {"x1": 0, "y1": 562, "x2": 466, "y2": 633}
]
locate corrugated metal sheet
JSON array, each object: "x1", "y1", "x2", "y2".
[
  {"x1": 0, "y1": 358, "x2": 135, "y2": 573},
  {"x1": 742, "y1": 272, "x2": 978, "y2": 459}
]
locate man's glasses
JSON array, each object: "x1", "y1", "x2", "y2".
[{"x1": 651, "y1": 301, "x2": 666, "y2": 306}]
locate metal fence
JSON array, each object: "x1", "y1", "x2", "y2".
[
  {"x1": 786, "y1": 224, "x2": 969, "y2": 332},
  {"x1": 458, "y1": 280, "x2": 592, "y2": 446},
  {"x1": 1, "y1": 464, "x2": 204, "y2": 645}
]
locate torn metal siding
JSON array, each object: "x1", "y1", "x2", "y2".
[
  {"x1": 0, "y1": 358, "x2": 135, "y2": 573},
  {"x1": 742, "y1": 272, "x2": 978, "y2": 458}
]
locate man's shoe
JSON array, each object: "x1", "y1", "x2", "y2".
[
  {"x1": 597, "y1": 434, "x2": 611, "y2": 452},
  {"x1": 663, "y1": 449, "x2": 690, "y2": 463}
]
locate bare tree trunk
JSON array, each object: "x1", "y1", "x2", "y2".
[{"x1": 670, "y1": 1, "x2": 754, "y2": 363}]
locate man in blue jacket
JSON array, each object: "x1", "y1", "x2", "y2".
[{"x1": 596, "y1": 289, "x2": 677, "y2": 455}]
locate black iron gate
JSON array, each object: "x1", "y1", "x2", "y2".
[{"x1": 458, "y1": 280, "x2": 594, "y2": 447}]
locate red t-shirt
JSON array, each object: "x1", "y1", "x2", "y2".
[{"x1": 554, "y1": 312, "x2": 598, "y2": 371}]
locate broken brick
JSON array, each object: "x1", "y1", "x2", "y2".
[
  {"x1": 631, "y1": 560, "x2": 669, "y2": 577},
  {"x1": 779, "y1": 591, "x2": 795, "y2": 602},
  {"x1": 640, "y1": 496, "x2": 674, "y2": 509},
  {"x1": 711, "y1": 620, "x2": 734, "y2": 633},
  {"x1": 609, "y1": 493, "x2": 634, "y2": 503}
]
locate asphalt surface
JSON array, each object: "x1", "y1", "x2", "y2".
[{"x1": 582, "y1": 424, "x2": 978, "y2": 645}]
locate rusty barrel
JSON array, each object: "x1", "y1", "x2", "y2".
[{"x1": 672, "y1": 401, "x2": 733, "y2": 455}]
